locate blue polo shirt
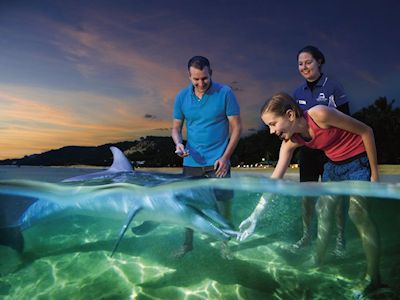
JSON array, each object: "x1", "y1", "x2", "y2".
[
  {"x1": 293, "y1": 74, "x2": 348, "y2": 110},
  {"x1": 173, "y1": 81, "x2": 240, "y2": 167}
]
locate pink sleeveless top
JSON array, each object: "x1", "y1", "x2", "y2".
[{"x1": 292, "y1": 111, "x2": 365, "y2": 162}]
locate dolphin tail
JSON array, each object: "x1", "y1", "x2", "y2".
[
  {"x1": 110, "y1": 206, "x2": 142, "y2": 257},
  {"x1": 0, "y1": 226, "x2": 24, "y2": 253}
]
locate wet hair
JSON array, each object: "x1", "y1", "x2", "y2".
[
  {"x1": 260, "y1": 92, "x2": 303, "y2": 118},
  {"x1": 187, "y1": 56, "x2": 211, "y2": 71},
  {"x1": 297, "y1": 45, "x2": 326, "y2": 66}
]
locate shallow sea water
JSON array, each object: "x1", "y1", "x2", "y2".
[{"x1": 0, "y1": 166, "x2": 399, "y2": 300}]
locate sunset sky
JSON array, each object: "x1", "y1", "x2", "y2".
[{"x1": 1, "y1": 0, "x2": 399, "y2": 160}]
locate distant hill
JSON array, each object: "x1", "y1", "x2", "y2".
[
  {"x1": 1, "y1": 96, "x2": 399, "y2": 167},
  {"x1": 0, "y1": 136, "x2": 183, "y2": 167}
]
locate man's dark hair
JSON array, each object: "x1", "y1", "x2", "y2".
[{"x1": 187, "y1": 56, "x2": 211, "y2": 71}]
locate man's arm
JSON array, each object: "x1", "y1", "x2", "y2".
[
  {"x1": 172, "y1": 119, "x2": 188, "y2": 157},
  {"x1": 214, "y1": 115, "x2": 242, "y2": 177}
]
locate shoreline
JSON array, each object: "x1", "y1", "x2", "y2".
[{"x1": 1, "y1": 164, "x2": 399, "y2": 174}]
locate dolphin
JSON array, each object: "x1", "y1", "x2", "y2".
[
  {"x1": 0, "y1": 147, "x2": 238, "y2": 255},
  {"x1": 62, "y1": 146, "x2": 134, "y2": 182}
]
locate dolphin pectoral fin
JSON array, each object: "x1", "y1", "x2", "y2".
[
  {"x1": 0, "y1": 226, "x2": 24, "y2": 253},
  {"x1": 186, "y1": 207, "x2": 232, "y2": 241},
  {"x1": 131, "y1": 221, "x2": 159, "y2": 236},
  {"x1": 201, "y1": 209, "x2": 232, "y2": 228},
  {"x1": 221, "y1": 228, "x2": 240, "y2": 239},
  {"x1": 110, "y1": 207, "x2": 142, "y2": 257}
]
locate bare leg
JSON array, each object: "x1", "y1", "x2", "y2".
[
  {"x1": 216, "y1": 199, "x2": 233, "y2": 259},
  {"x1": 315, "y1": 195, "x2": 339, "y2": 263},
  {"x1": 174, "y1": 228, "x2": 194, "y2": 258},
  {"x1": 216, "y1": 199, "x2": 231, "y2": 221},
  {"x1": 293, "y1": 196, "x2": 316, "y2": 248},
  {"x1": 348, "y1": 196, "x2": 380, "y2": 285},
  {"x1": 333, "y1": 196, "x2": 348, "y2": 256}
]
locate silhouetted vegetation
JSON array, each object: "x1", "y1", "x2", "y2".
[
  {"x1": 0, "y1": 97, "x2": 398, "y2": 167},
  {"x1": 352, "y1": 97, "x2": 400, "y2": 164}
]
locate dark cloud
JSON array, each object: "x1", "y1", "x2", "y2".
[
  {"x1": 229, "y1": 81, "x2": 243, "y2": 92},
  {"x1": 144, "y1": 114, "x2": 156, "y2": 119}
]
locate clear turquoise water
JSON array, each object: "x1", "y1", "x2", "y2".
[{"x1": 0, "y1": 166, "x2": 399, "y2": 299}]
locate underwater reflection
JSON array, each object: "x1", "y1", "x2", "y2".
[{"x1": 0, "y1": 172, "x2": 399, "y2": 299}]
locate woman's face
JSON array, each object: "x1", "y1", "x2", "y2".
[
  {"x1": 298, "y1": 52, "x2": 321, "y2": 82},
  {"x1": 261, "y1": 110, "x2": 296, "y2": 142}
]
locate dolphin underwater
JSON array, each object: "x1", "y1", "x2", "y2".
[{"x1": 0, "y1": 147, "x2": 238, "y2": 255}]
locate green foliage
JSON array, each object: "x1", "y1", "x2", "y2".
[
  {"x1": 352, "y1": 97, "x2": 400, "y2": 163},
  {"x1": 231, "y1": 130, "x2": 281, "y2": 166}
]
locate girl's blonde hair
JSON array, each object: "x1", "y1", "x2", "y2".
[{"x1": 260, "y1": 92, "x2": 303, "y2": 118}]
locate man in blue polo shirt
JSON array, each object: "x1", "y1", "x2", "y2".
[{"x1": 172, "y1": 55, "x2": 242, "y2": 257}]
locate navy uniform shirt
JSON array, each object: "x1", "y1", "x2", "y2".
[{"x1": 293, "y1": 74, "x2": 348, "y2": 110}]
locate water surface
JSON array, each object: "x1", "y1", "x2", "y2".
[{"x1": 0, "y1": 166, "x2": 399, "y2": 299}]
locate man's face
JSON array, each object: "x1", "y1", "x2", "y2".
[{"x1": 189, "y1": 66, "x2": 211, "y2": 94}]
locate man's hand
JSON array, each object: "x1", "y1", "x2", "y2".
[
  {"x1": 175, "y1": 143, "x2": 189, "y2": 157},
  {"x1": 214, "y1": 157, "x2": 229, "y2": 177}
]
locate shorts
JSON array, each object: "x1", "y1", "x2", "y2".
[
  {"x1": 299, "y1": 146, "x2": 328, "y2": 182},
  {"x1": 322, "y1": 153, "x2": 370, "y2": 182},
  {"x1": 182, "y1": 165, "x2": 234, "y2": 202}
]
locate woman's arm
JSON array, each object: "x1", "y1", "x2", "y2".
[{"x1": 309, "y1": 106, "x2": 379, "y2": 181}]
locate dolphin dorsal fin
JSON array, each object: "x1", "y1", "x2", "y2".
[{"x1": 108, "y1": 147, "x2": 134, "y2": 172}]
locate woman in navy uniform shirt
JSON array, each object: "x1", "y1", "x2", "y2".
[{"x1": 292, "y1": 45, "x2": 350, "y2": 254}]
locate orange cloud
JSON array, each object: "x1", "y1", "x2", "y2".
[{"x1": 0, "y1": 85, "x2": 172, "y2": 159}]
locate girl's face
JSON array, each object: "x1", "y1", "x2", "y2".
[
  {"x1": 298, "y1": 52, "x2": 321, "y2": 82},
  {"x1": 261, "y1": 110, "x2": 296, "y2": 142}
]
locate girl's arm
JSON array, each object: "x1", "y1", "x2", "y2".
[
  {"x1": 238, "y1": 140, "x2": 300, "y2": 241},
  {"x1": 271, "y1": 139, "x2": 300, "y2": 179},
  {"x1": 309, "y1": 106, "x2": 379, "y2": 181}
]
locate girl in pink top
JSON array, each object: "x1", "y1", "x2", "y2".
[{"x1": 239, "y1": 92, "x2": 383, "y2": 297}]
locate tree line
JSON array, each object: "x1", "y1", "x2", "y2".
[{"x1": 1, "y1": 97, "x2": 398, "y2": 167}]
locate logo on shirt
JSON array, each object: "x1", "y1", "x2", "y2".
[
  {"x1": 298, "y1": 100, "x2": 307, "y2": 105},
  {"x1": 328, "y1": 95, "x2": 337, "y2": 107},
  {"x1": 316, "y1": 93, "x2": 328, "y2": 102}
]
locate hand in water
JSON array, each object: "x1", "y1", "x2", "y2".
[{"x1": 237, "y1": 215, "x2": 257, "y2": 241}]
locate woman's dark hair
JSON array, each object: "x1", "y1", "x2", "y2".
[
  {"x1": 297, "y1": 45, "x2": 325, "y2": 65},
  {"x1": 260, "y1": 92, "x2": 303, "y2": 118},
  {"x1": 187, "y1": 56, "x2": 211, "y2": 71}
]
